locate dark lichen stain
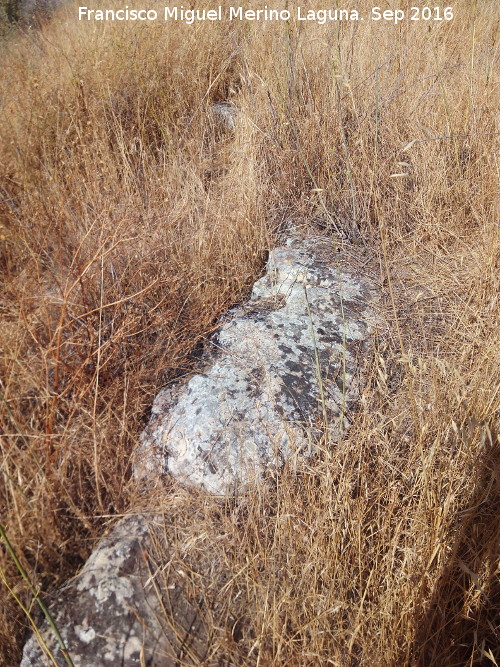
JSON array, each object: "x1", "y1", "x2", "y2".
[
  {"x1": 335, "y1": 375, "x2": 346, "y2": 392},
  {"x1": 320, "y1": 332, "x2": 343, "y2": 345},
  {"x1": 313, "y1": 351, "x2": 331, "y2": 374},
  {"x1": 247, "y1": 367, "x2": 265, "y2": 398},
  {"x1": 225, "y1": 386, "x2": 239, "y2": 400},
  {"x1": 285, "y1": 360, "x2": 303, "y2": 374},
  {"x1": 199, "y1": 448, "x2": 217, "y2": 475},
  {"x1": 280, "y1": 372, "x2": 316, "y2": 416},
  {"x1": 116, "y1": 542, "x2": 141, "y2": 577}
]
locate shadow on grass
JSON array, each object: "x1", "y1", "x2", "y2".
[{"x1": 415, "y1": 422, "x2": 500, "y2": 666}]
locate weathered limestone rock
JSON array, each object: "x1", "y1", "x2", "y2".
[
  {"x1": 22, "y1": 230, "x2": 377, "y2": 665},
  {"x1": 137, "y1": 232, "x2": 377, "y2": 494},
  {"x1": 21, "y1": 514, "x2": 211, "y2": 666}
]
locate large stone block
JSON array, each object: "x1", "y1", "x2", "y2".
[
  {"x1": 137, "y1": 232, "x2": 377, "y2": 494},
  {"x1": 22, "y1": 230, "x2": 378, "y2": 665}
]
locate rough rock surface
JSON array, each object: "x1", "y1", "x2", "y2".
[
  {"x1": 136, "y1": 231, "x2": 377, "y2": 494},
  {"x1": 21, "y1": 514, "x2": 211, "y2": 666},
  {"x1": 22, "y1": 230, "x2": 377, "y2": 665}
]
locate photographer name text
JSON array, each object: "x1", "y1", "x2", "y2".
[{"x1": 78, "y1": 6, "x2": 455, "y2": 25}]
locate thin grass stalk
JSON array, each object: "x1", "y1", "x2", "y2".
[{"x1": 0, "y1": 523, "x2": 74, "y2": 667}]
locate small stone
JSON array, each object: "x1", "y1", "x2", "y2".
[{"x1": 209, "y1": 103, "x2": 239, "y2": 132}]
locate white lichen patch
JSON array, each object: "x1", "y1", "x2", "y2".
[{"x1": 75, "y1": 626, "x2": 96, "y2": 643}]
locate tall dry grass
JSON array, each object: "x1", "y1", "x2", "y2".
[{"x1": 0, "y1": 0, "x2": 498, "y2": 664}]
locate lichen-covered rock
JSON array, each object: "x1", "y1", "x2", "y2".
[
  {"x1": 22, "y1": 231, "x2": 378, "y2": 665},
  {"x1": 137, "y1": 233, "x2": 377, "y2": 494},
  {"x1": 21, "y1": 514, "x2": 210, "y2": 666}
]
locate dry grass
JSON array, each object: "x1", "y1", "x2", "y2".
[{"x1": 0, "y1": 0, "x2": 498, "y2": 664}]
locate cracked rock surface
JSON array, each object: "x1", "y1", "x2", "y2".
[{"x1": 137, "y1": 231, "x2": 377, "y2": 494}]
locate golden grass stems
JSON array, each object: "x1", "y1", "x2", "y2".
[{"x1": 0, "y1": 0, "x2": 498, "y2": 662}]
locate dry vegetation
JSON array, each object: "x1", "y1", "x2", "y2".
[{"x1": 0, "y1": 0, "x2": 498, "y2": 664}]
